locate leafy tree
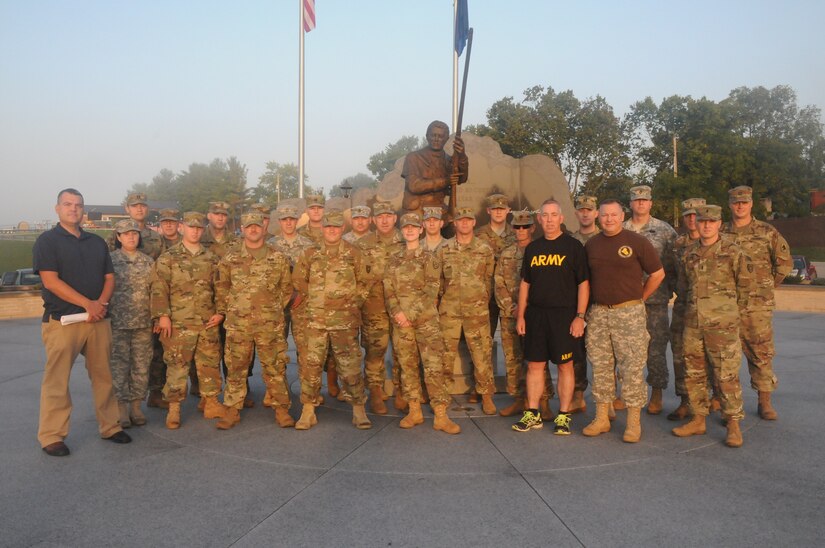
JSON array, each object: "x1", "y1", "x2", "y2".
[
  {"x1": 329, "y1": 173, "x2": 377, "y2": 198},
  {"x1": 251, "y1": 162, "x2": 323, "y2": 205},
  {"x1": 367, "y1": 135, "x2": 424, "y2": 181}
]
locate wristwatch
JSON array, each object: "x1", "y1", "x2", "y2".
[{"x1": 576, "y1": 312, "x2": 585, "y2": 319}]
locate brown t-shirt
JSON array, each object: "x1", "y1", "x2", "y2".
[{"x1": 585, "y1": 229, "x2": 662, "y2": 306}]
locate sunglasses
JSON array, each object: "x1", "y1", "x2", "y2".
[{"x1": 513, "y1": 225, "x2": 532, "y2": 230}]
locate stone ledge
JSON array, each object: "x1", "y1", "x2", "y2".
[
  {"x1": 774, "y1": 285, "x2": 825, "y2": 313},
  {"x1": 0, "y1": 292, "x2": 43, "y2": 320}
]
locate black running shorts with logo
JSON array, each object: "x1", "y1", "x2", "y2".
[{"x1": 523, "y1": 306, "x2": 580, "y2": 365}]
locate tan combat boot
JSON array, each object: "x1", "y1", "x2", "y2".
[
  {"x1": 295, "y1": 404, "x2": 317, "y2": 430},
  {"x1": 197, "y1": 397, "x2": 206, "y2": 411},
  {"x1": 758, "y1": 391, "x2": 777, "y2": 420},
  {"x1": 263, "y1": 392, "x2": 273, "y2": 408},
  {"x1": 569, "y1": 390, "x2": 587, "y2": 414},
  {"x1": 216, "y1": 406, "x2": 241, "y2": 430},
  {"x1": 647, "y1": 388, "x2": 663, "y2": 415},
  {"x1": 481, "y1": 394, "x2": 497, "y2": 415},
  {"x1": 243, "y1": 381, "x2": 255, "y2": 409},
  {"x1": 613, "y1": 397, "x2": 626, "y2": 410},
  {"x1": 499, "y1": 397, "x2": 524, "y2": 417},
  {"x1": 147, "y1": 389, "x2": 168, "y2": 409},
  {"x1": 400, "y1": 400, "x2": 424, "y2": 429},
  {"x1": 583, "y1": 403, "x2": 611, "y2": 437},
  {"x1": 467, "y1": 391, "x2": 479, "y2": 404},
  {"x1": 166, "y1": 402, "x2": 181, "y2": 430},
  {"x1": 433, "y1": 403, "x2": 461, "y2": 434},
  {"x1": 129, "y1": 400, "x2": 147, "y2": 426},
  {"x1": 623, "y1": 407, "x2": 642, "y2": 443},
  {"x1": 370, "y1": 387, "x2": 388, "y2": 415},
  {"x1": 352, "y1": 404, "x2": 372, "y2": 430},
  {"x1": 274, "y1": 407, "x2": 295, "y2": 428},
  {"x1": 327, "y1": 365, "x2": 340, "y2": 398},
  {"x1": 667, "y1": 395, "x2": 691, "y2": 421},
  {"x1": 203, "y1": 396, "x2": 225, "y2": 419},
  {"x1": 725, "y1": 419, "x2": 743, "y2": 448},
  {"x1": 710, "y1": 396, "x2": 722, "y2": 413},
  {"x1": 118, "y1": 402, "x2": 132, "y2": 429},
  {"x1": 671, "y1": 415, "x2": 706, "y2": 437},
  {"x1": 394, "y1": 391, "x2": 408, "y2": 412},
  {"x1": 539, "y1": 396, "x2": 554, "y2": 421}
]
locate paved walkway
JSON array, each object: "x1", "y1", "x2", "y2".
[{"x1": 1, "y1": 312, "x2": 824, "y2": 547}]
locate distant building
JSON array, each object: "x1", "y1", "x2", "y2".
[{"x1": 83, "y1": 200, "x2": 180, "y2": 227}]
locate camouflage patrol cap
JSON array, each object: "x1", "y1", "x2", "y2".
[
  {"x1": 248, "y1": 203, "x2": 271, "y2": 218},
  {"x1": 351, "y1": 205, "x2": 371, "y2": 218},
  {"x1": 372, "y1": 201, "x2": 395, "y2": 216},
  {"x1": 305, "y1": 194, "x2": 325, "y2": 208},
  {"x1": 510, "y1": 210, "x2": 534, "y2": 226},
  {"x1": 575, "y1": 195, "x2": 598, "y2": 210},
  {"x1": 208, "y1": 201, "x2": 230, "y2": 215},
  {"x1": 728, "y1": 186, "x2": 753, "y2": 203},
  {"x1": 486, "y1": 193, "x2": 509, "y2": 209},
  {"x1": 182, "y1": 211, "x2": 206, "y2": 228},
  {"x1": 400, "y1": 213, "x2": 422, "y2": 227},
  {"x1": 114, "y1": 218, "x2": 141, "y2": 233},
  {"x1": 158, "y1": 208, "x2": 180, "y2": 222},
  {"x1": 454, "y1": 207, "x2": 475, "y2": 221},
  {"x1": 630, "y1": 185, "x2": 653, "y2": 201},
  {"x1": 241, "y1": 212, "x2": 265, "y2": 228},
  {"x1": 422, "y1": 207, "x2": 443, "y2": 220},
  {"x1": 126, "y1": 192, "x2": 148, "y2": 206},
  {"x1": 276, "y1": 204, "x2": 299, "y2": 220},
  {"x1": 322, "y1": 209, "x2": 345, "y2": 227},
  {"x1": 696, "y1": 205, "x2": 722, "y2": 221},
  {"x1": 681, "y1": 198, "x2": 706, "y2": 216}
]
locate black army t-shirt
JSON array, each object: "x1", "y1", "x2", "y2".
[{"x1": 521, "y1": 233, "x2": 589, "y2": 309}]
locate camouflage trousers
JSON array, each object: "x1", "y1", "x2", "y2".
[
  {"x1": 301, "y1": 328, "x2": 366, "y2": 405},
  {"x1": 441, "y1": 313, "x2": 495, "y2": 395},
  {"x1": 684, "y1": 322, "x2": 744, "y2": 420},
  {"x1": 586, "y1": 303, "x2": 649, "y2": 408},
  {"x1": 223, "y1": 327, "x2": 290, "y2": 410},
  {"x1": 161, "y1": 326, "x2": 222, "y2": 403},
  {"x1": 573, "y1": 332, "x2": 588, "y2": 393},
  {"x1": 111, "y1": 327, "x2": 152, "y2": 402},
  {"x1": 740, "y1": 309, "x2": 778, "y2": 392},
  {"x1": 671, "y1": 303, "x2": 717, "y2": 397},
  {"x1": 645, "y1": 303, "x2": 671, "y2": 389},
  {"x1": 500, "y1": 317, "x2": 555, "y2": 398},
  {"x1": 391, "y1": 317, "x2": 451, "y2": 405},
  {"x1": 147, "y1": 332, "x2": 166, "y2": 391},
  {"x1": 361, "y1": 306, "x2": 392, "y2": 389}
]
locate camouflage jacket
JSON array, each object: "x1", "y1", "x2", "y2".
[
  {"x1": 200, "y1": 225, "x2": 237, "y2": 259},
  {"x1": 160, "y1": 235, "x2": 181, "y2": 255},
  {"x1": 722, "y1": 218, "x2": 792, "y2": 309},
  {"x1": 384, "y1": 246, "x2": 442, "y2": 326},
  {"x1": 110, "y1": 249, "x2": 154, "y2": 329},
  {"x1": 623, "y1": 216, "x2": 677, "y2": 304},
  {"x1": 297, "y1": 224, "x2": 323, "y2": 245},
  {"x1": 151, "y1": 243, "x2": 220, "y2": 329},
  {"x1": 570, "y1": 227, "x2": 601, "y2": 245},
  {"x1": 421, "y1": 236, "x2": 450, "y2": 254},
  {"x1": 438, "y1": 237, "x2": 495, "y2": 317},
  {"x1": 494, "y1": 243, "x2": 526, "y2": 318},
  {"x1": 107, "y1": 226, "x2": 163, "y2": 260},
  {"x1": 268, "y1": 233, "x2": 316, "y2": 269},
  {"x1": 215, "y1": 244, "x2": 292, "y2": 331},
  {"x1": 355, "y1": 229, "x2": 405, "y2": 313},
  {"x1": 672, "y1": 233, "x2": 700, "y2": 307},
  {"x1": 475, "y1": 223, "x2": 516, "y2": 260},
  {"x1": 343, "y1": 231, "x2": 370, "y2": 244},
  {"x1": 683, "y1": 238, "x2": 754, "y2": 329},
  {"x1": 293, "y1": 240, "x2": 369, "y2": 330}
]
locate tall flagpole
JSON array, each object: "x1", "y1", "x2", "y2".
[
  {"x1": 298, "y1": 0, "x2": 306, "y2": 199},
  {"x1": 452, "y1": 0, "x2": 459, "y2": 132}
]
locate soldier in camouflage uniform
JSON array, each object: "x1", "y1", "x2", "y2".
[
  {"x1": 421, "y1": 207, "x2": 449, "y2": 252},
  {"x1": 623, "y1": 185, "x2": 678, "y2": 415},
  {"x1": 343, "y1": 205, "x2": 372, "y2": 243},
  {"x1": 355, "y1": 202, "x2": 405, "y2": 414},
  {"x1": 109, "y1": 219, "x2": 155, "y2": 428},
  {"x1": 384, "y1": 213, "x2": 461, "y2": 434},
  {"x1": 200, "y1": 201, "x2": 237, "y2": 258},
  {"x1": 672, "y1": 205, "x2": 754, "y2": 448},
  {"x1": 292, "y1": 210, "x2": 371, "y2": 430},
  {"x1": 297, "y1": 194, "x2": 325, "y2": 244},
  {"x1": 723, "y1": 185, "x2": 792, "y2": 420},
  {"x1": 214, "y1": 212, "x2": 294, "y2": 429},
  {"x1": 438, "y1": 207, "x2": 497, "y2": 415},
  {"x1": 152, "y1": 212, "x2": 225, "y2": 429},
  {"x1": 157, "y1": 208, "x2": 182, "y2": 253},
  {"x1": 106, "y1": 192, "x2": 163, "y2": 260},
  {"x1": 475, "y1": 193, "x2": 516, "y2": 337}
]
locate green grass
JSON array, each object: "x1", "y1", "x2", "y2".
[
  {"x1": 791, "y1": 247, "x2": 825, "y2": 262},
  {"x1": 0, "y1": 240, "x2": 35, "y2": 273}
]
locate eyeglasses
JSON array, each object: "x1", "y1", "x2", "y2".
[{"x1": 513, "y1": 225, "x2": 532, "y2": 230}]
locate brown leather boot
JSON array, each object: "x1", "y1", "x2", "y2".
[
  {"x1": 400, "y1": 400, "x2": 424, "y2": 428},
  {"x1": 672, "y1": 415, "x2": 706, "y2": 437},
  {"x1": 166, "y1": 402, "x2": 181, "y2": 430},
  {"x1": 539, "y1": 396, "x2": 554, "y2": 421},
  {"x1": 498, "y1": 397, "x2": 524, "y2": 417},
  {"x1": 667, "y1": 395, "x2": 691, "y2": 421},
  {"x1": 758, "y1": 391, "x2": 777, "y2": 420},
  {"x1": 203, "y1": 396, "x2": 225, "y2": 419},
  {"x1": 295, "y1": 404, "x2": 317, "y2": 430},
  {"x1": 216, "y1": 406, "x2": 240, "y2": 430},
  {"x1": 623, "y1": 407, "x2": 642, "y2": 443},
  {"x1": 327, "y1": 365, "x2": 340, "y2": 398},
  {"x1": 433, "y1": 403, "x2": 461, "y2": 434},
  {"x1": 370, "y1": 387, "x2": 388, "y2": 415},
  {"x1": 613, "y1": 397, "x2": 626, "y2": 410},
  {"x1": 481, "y1": 394, "x2": 497, "y2": 415},
  {"x1": 147, "y1": 389, "x2": 168, "y2": 409},
  {"x1": 274, "y1": 407, "x2": 295, "y2": 428},
  {"x1": 710, "y1": 396, "x2": 722, "y2": 413},
  {"x1": 118, "y1": 402, "x2": 132, "y2": 429},
  {"x1": 583, "y1": 403, "x2": 611, "y2": 437},
  {"x1": 569, "y1": 390, "x2": 587, "y2": 414},
  {"x1": 647, "y1": 388, "x2": 663, "y2": 415},
  {"x1": 467, "y1": 392, "x2": 479, "y2": 404},
  {"x1": 129, "y1": 400, "x2": 147, "y2": 426},
  {"x1": 352, "y1": 404, "x2": 372, "y2": 430},
  {"x1": 394, "y1": 391, "x2": 408, "y2": 412},
  {"x1": 197, "y1": 397, "x2": 206, "y2": 411},
  {"x1": 725, "y1": 419, "x2": 743, "y2": 447}
]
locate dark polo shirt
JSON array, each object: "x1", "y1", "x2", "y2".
[{"x1": 33, "y1": 224, "x2": 114, "y2": 322}]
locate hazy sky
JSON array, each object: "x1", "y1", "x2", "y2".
[{"x1": 2, "y1": 0, "x2": 824, "y2": 226}]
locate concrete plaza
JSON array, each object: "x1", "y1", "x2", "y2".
[{"x1": 1, "y1": 312, "x2": 823, "y2": 547}]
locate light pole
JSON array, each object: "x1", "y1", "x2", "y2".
[{"x1": 340, "y1": 179, "x2": 353, "y2": 208}]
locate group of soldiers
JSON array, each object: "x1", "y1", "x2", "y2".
[{"x1": 108, "y1": 178, "x2": 790, "y2": 447}]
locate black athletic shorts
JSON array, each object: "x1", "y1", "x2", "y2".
[{"x1": 523, "y1": 306, "x2": 580, "y2": 365}]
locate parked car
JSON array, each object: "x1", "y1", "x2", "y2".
[
  {"x1": 0, "y1": 268, "x2": 42, "y2": 291},
  {"x1": 790, "y1": 255, "x2": 818, "y2": 283}
]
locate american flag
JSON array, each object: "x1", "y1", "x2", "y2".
[{"x1": 303, "y1": 0, "x2": 316, "y2": 32}]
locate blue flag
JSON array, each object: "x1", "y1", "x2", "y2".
[{"x1": 455, "y1": 0, "x2": 469, "y2": 56}]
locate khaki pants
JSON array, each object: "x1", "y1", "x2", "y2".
[{"x1": 38, "y1": 318, "x2": 121, "y2": 447}]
